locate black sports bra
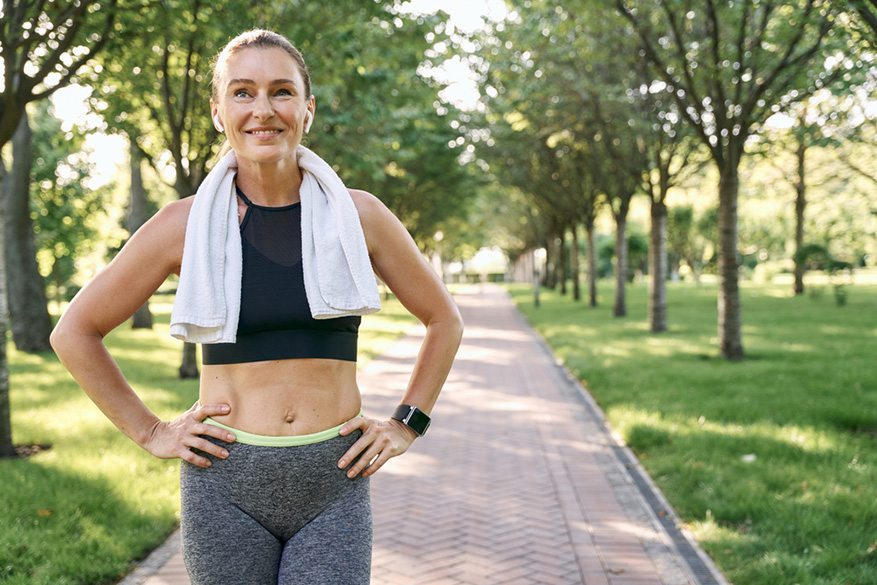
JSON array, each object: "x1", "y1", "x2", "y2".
[{"x1": 201, "y1": 186, "x2": 360, "y2": 365}]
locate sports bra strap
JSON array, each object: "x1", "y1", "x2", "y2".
[{"x1": 235, "y1": 184, "x2": 253, "y2": 206}]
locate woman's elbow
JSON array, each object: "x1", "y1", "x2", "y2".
[
  {"x1": 49, "y1": 320, "x2": 72, "y2": 357},
  {"x1": 448, "y1": 305, "x2": 464, "y2": 346},
  {"x1": 49, "y1": 316, "x2": 93, "y2": 359}
]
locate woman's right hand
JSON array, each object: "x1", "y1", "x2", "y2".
[{"x1": 143, "y1": 402, "x2": 236, "y2": 468}]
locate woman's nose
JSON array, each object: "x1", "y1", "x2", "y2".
[{"x1": 253, "y1": 92, "x2": 274, "y2": 119}]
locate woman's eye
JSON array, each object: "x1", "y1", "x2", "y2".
[
  {"x1": 233, "y1": 89, "x2": 250, "y2": 98},
  {"x1": 276, "y1": 88, "x2": 292, "y2": 96}
]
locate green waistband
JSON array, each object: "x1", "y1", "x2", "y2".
[{"x1": 203, "y1": 411, "x2": 362, "y2": 447}]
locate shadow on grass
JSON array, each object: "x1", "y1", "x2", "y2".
[
  {"x1": 0, "y1": 455, "x2": 174, "y2": 585},
  {"x1": 629, "y1": 422, "x2": 877, "y2": 584}
]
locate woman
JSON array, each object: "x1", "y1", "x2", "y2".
[{"x1": 50, "y1": 29, "x2": 463, "y2": 585}]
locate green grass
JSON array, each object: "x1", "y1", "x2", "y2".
[
  {"x1": 1, "y1": 295, "x2": 418, "y2": 585},
  {"x1": 509, "y1": 279, "x2": 877, "y2": 585}
]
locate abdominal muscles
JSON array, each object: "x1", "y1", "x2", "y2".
[{"x1": 200, "y1": 358, "x2": 361, "y2": 436}]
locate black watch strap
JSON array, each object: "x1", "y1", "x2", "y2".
[{"x1": 391, "y1": 404, "x2": 431, "y2": 437}]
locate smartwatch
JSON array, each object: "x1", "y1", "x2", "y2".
[{"x1": 391, "y1": 404, "x2": 431, "y2": 437}]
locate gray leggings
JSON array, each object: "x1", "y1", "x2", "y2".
[{"x1": 180, "y1": 431, "x2": 371, "y2": 585}]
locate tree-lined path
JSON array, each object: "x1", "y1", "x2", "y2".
[{"x1": 128, "y1": 285, "x2": 726, "y2": 585}]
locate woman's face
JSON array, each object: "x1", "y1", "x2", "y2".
[{"x1": 211, "y1": 47, "x2": 313, "y2": 167}]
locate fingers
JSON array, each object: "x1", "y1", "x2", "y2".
[
  {"x1": 180, "y1": 434, "x2": 230, "y2": 468},
  {"x1": 192, "y1": 401, "x2": 231, "y2": 421},
  {"x1": 338, "y1": 418, "x2": 414, "y2": 478},
  {"x1": 149, "y1": 403, "x2": 236, "y2": 468}
]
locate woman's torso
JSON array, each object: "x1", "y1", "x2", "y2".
[{"x1": 197, "y1": 188, "x2": 362, "y2": 436}]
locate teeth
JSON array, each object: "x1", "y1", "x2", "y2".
[{"x1": 250, "y1": 130, "x2": 279, "y2": 135}]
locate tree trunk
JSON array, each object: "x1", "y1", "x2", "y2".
[
  {"x1": 2, "y1": 112, "x2": 52, "y2": 352},
  {"x1": 586, "y1": 221, "x2": 598, "y2": 307},
  {"x1": 649, "y1": 200, "x2": 668, "y2": 332},
  {"x1": 614, "y1": 214, "x2": 628, "y2": 317},
  {"x1": 792, "y1": 139, "x2": 807, "y2": 296},
  {"x1": 0, "y1": 163, "x2": 14, "y2": 457},
  {"x1": 127, "y1": 145, "x2": 153, "y2": 329},
  {"x1": 718, "y1": 162, "x2": 744, "y2": 361},
  {"x1": 571, "y1": 224, "x2": 581, "y2": 301},
  {"x1": 542, "y1": 239, "x2": 552, "y2": 289},
  {"x1": 669, "y1": 252, "x2": 681, "y2": 282},
  {"x1": 173, "y1": 174, "x2": 199, "y2": 378},
  {"x1": 559, "y1": 231, "x2": 568, "y2": 296},
  {"x1": 179, "y1": 341, "x2": 199, "y2": 379}
]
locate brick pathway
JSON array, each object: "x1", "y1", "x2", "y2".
[{"x1": 126, "y1": 284, "x2": 726, "y2": 585}]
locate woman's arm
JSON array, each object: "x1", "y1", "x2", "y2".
[
  {"x1": 338, "y1": 190, "x2": 464, "y2": 477},
  {"x1": 50, "y1": 198, "x2": 233, "y2": 467}
]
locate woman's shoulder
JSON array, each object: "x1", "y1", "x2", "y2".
[
  {"x1": 160, "y1": 196, "x2": 197, "y2": 221},
  {"x1": 348, "y1": 188, "x2": 381, "y2": 209},
  {"x1": 348, "y1": 189, "x2": 391, "y2": 224},
  {"x1": 147, "y1": 196, "x2": 195, "y2": 236},
  {"x1": 127, "y1": 196, "x2": 194, "y2": 258}
]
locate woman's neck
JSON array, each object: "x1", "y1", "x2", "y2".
[{"x1": 234, "y1": 155, "x2": 303, "y2": 206}]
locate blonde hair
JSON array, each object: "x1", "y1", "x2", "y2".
[{"x1": 211, "y1": 29, "x2": 311, "y2": 101}]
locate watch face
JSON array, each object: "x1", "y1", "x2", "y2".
[{"x1": 393, "y1": 405, "x2": 430, "y2": 436}]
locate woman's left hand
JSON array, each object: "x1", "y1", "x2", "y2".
[{"x1": 337, "y1": 416, "x2": 418, "y2": 478}]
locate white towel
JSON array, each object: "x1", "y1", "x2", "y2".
[
  {"x1": 169, "y1": 151, "x2": 241, "y2": 343},
  {"x1": 170, "y1": 147, "x2": 380, "y2": 344},
  {"x1": 297, "y1": 146, "x2": 382, "y2": 319}
]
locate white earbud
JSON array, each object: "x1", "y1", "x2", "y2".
[
  {"x1": 304, "y1": 111, "x2": 313, "y2": 134},
  {"x1": 213, "y1": 115, "x2": 224, "y2": 133}
]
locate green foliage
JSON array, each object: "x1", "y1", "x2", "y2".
[
  {"x1": 0, "y1": 0, "x2": 148, "y2": 147},
  {"x1": 0, "y1": 296, "x2": 417, "y2": 585},
  {"x1": 667, "y1": 204, "x2": 717, "y2": 276},
  {"x1": 27, "y1": 100, "x2": 113, "y2": 301},
  {"x1": 298, "y1": 5, "x2": 477, "y2": 249},
  {"x1": 794, "y1": 244, "x2": 855, "y2": 306},
  {"x1": 509, "y1": 279, "x2": 877, "y2": 584},
  {"x1": 844, "y1": 0, "x2": 877, "y2": 50},
  {"x1": 615, "y1": 0, "x2": 854, "y2": 157},
  {"x1": 596, "y1": 231, "x2": 649, "y2": 280},
  {"x1": 87, "y1": 0, "x2": 265, "y2": 196}
]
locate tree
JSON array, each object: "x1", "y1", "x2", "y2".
[
  {"x1": 510, "y1": 1, "x2": 649, "y2": 317},
  {"x1": 2, "y1": 110, "x2": 53, "y2": 351},
  {"x1": 301, "y1": 5, "x2": 476, "y2": 252},
  {"x1": 29, "y1": 99, "x2": 108, "y2": 310},
  {"x1": 631, "y1": 74, "x2": 705, "y2": 330},
  {"x1": 0, "y1": 0, "x2": 124, "y2": 146},
  {"x1": 0, "y1": 0, "x2": 136, "y2": 457},
  {"x1": 127, "y1": 142, "x2": 153, "y2": 328},
  {"x1": 0, "y1": 163, "x2": 9, "y2": 458},
  {"x1": 615, "y1": 0, "x2": 848, "y2": 360}
]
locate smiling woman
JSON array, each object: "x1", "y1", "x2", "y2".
[{"x1": 50, "y1": 28, "x2": 463, "y2": 585}]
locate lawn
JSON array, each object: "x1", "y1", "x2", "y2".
[
  {"x1": 508, "y1": 277, "x2": 877, "y2": 585},
  {"x1": 0, "y1": 294, "x2": 418, "y2": 585}
]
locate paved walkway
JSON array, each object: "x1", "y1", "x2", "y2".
[{"x1": 123, "y1": 284, "x2": 728, "y2": 585}]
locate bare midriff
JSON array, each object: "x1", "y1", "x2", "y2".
[{"x1": 200, "y1": 359, "x2": 361, "y2": 436}]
